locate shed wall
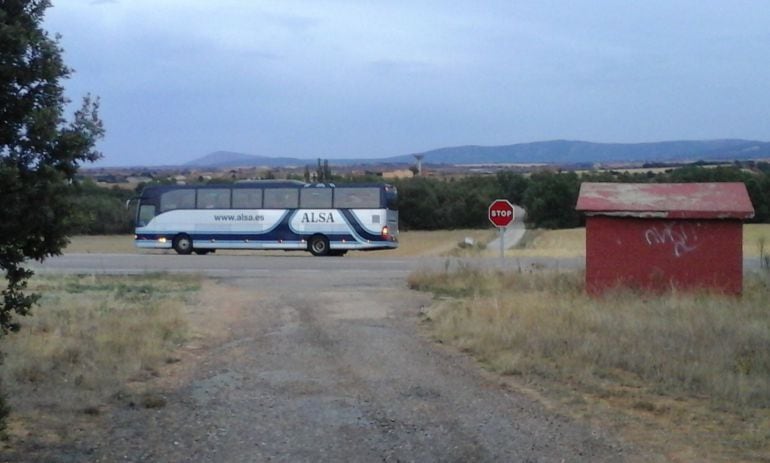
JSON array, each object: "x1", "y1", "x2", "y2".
[{"x1": 585, "y1": 216, "x2": 743, "y2": 294}]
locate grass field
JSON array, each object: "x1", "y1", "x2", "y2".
[
  {"x1": 0, "y1": 274, "x2": 202, "y2": 444},
  {"x1": 9, "y1": 227, "x2": 770, "y2": 460},
  {"x1": 63, "y1": 229, "x2": 498, "y2": 257},
  {"x1": 508, "y1": 228, "x2": 586, "y2": 257},
  {"x1": 64, "y1": 224, "x2": 770, "y2": 259},
  {"x1": 745, "y1": 224, "x2": 770, "y2": 259},
  {"x1": 0, "y1": 273, "x2": 260, "y2": 450},
  {"x1": 64, "y1": 234, "x2": 138, "y2": 254},
  {"x1": 510, "y1": 223, "x2": 770, "y2": 258},
  {"x1": 409, "y1": 268, "x2": 770, "y2": 462}
]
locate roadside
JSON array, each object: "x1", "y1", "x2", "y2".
[
  {"x1": 409, "y1": 268, "x2": 770, "y2": 462},
  {"x1": 485, "y1": 205, "x2": 527, "y2": 252},
  {"x1": 2, "y1": 269, "x2": 644, "y2": 462},
  {"x1": 62, "y1": 223, "x2": 770, "y2": 259},
  {"x1": 61, "y1": 229, "x2": 497, "y2": 258}
]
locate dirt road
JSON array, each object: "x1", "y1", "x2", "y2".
[{"x1": 8, "y1": 267, "x2": 642, "y2": 462}]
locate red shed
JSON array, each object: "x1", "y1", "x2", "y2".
[{"x1": 576, "y1": 182, "x2": 755, "y2": 295}]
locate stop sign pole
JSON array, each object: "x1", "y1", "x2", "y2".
[{"x1": 488, "y1": 199, "x2": 515, "y2": 264}]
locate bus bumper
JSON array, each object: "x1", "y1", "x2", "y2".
[{"x1": 135, "y1": 236, "x2": 173, "y2": 249}]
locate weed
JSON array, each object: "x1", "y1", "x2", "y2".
[
  {"x1": 414, "y1": 269, "x2": 770, "y2": 409},
  {"x1": 513, "y1": 229, "x2": 542, "y2": 249},
  {"x1": 413, "y1": 268, "x2": 770, "y2": 459},
  {"x1": 81, "y1": 405, "x2": 101, "y2": 416},
  {"x1": 632, "y1": 401, "x2": 656, "y2": 412},
  {"x1": 140, "y1": 393, "x2": 167, "y2": 409},
  {"x1": 0, "y1": 274, "x2": 197, "y2": 441}
]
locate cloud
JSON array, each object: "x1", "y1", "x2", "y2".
[
  {"x1": 367, "y1": 59, "x2": 435, "y2": 75},
  {"x1": 43, "y1": 1, "x2": 770, "y2": 166}
]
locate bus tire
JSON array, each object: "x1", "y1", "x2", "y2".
[
  {"x1": 173, "y1": 234, "x2": 193, "y2": 255},
  {"x1": 308, "y1": 235, "x2": 330, "y2": 256}
]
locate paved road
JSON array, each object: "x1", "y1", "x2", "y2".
[
  {"x1": 29, "y1": 252, "x2": 762, "y2": 277},
  {"x1": 28, "y1": 252, "x2": 587, "y2": 277}
]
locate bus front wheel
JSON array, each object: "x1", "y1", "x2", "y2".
[
  {"x1": 173, "y1": 234, "x2": 193, "y2": 255},
  {"x1": 308, "y1": 235, "x2": 330, "y2": 257}
]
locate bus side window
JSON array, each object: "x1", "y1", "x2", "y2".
[
  {"x1": 264, "y1": 188, "x2": 299, "y2": 208},
  {"x1": 138, "y1": 205, "x2": 156, "y2": 227},
  {"x1": 300, "y1": 188, "x2": 332, "y2": 208},
  {"x1": 161, "y1": 189, "x2": 195, "y2": 212},
  {"x1": 197, "y1": 189, "x2": 230, "y2": 209},
  {"x1": 233, "y1": 188, "x2": 262, "y2": 208},
  {"x1": 334, "y1": 188, "x2": 380, "y2": 208}
]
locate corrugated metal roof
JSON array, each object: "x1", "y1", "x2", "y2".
[{"x1": 576, "y1": 182, "x2": 755, "y2": 219}]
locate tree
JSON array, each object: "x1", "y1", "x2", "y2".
[
  {"x1": 522, "y1": 172, "x2": 581, "y2": 229},
  {"x1": 323, "y1": 159, "x2": 332, "y2": 182},
  {"x1": 68, "y1": 180, "x2": 134, "y2": 235},
  {"x1": 314, "y1": 158, "x2": 333, "y2": 183},
  {"x1": 396, "y1": 178, "x2": 442, "y2": 229},
  {"x1": 495, "y1": 171, "x2": 529, "y2": 205},
  {"x1": 0, "y1": 0, "x2": 104, "y2": 335}
]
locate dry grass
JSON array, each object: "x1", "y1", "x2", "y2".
[
  {"x1": 510, "y1": 223, "x2": 770, "y2": 258},
  {"x1": 64, "y1": 235, "x2": 138, "y2": 254},
  {"x1": 508, "y1": 228, "x2": 586, "y2": 257},
  {"x1": 61, "y1": 224, "x2": 770, "y2": 261},
  {"x1": 409, "y1": 267, "x2": 770, "y2": 461},
  {"x1": 381, "y1": 229, "x2": 496, "y2": 257},
  {"x1": 0, "y1": 274, "x2": 199, "y2": 443},
  {"x1": 63, "y1": 230, "x2": 498, "y2": 257},
  {"x1": 744, "y1": 224, "x2": 770, "y2": 260}
]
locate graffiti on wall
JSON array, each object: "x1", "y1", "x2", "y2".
[{"x1": 644, "y1": 222, "x2": 700, "y2": 257}]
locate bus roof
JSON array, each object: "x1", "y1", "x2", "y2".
[{"x1": 138, "y1": 181, "x2": 395, "y2": 197}]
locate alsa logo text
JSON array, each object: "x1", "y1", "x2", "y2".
[{"x1": 300, "y1": 212, "x2": 335, "y2": 223}]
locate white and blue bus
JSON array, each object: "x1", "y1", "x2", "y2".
[{"x1": 133, "y1": 181, "x2": 399, "y2": 256}]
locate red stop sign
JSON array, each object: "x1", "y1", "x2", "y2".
[{"x1": 488, "y1": 199, "x2": 515, "y2": 227}]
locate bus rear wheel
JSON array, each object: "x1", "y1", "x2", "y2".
[
  {"x1": 173, "y1": 234, "x2": 193, "y2": 255},
  {"x1": 308, "y1": 235, "x2": 330, "y2": 257}
]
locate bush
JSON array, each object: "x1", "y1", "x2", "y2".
[{"x1": 68, "y1": 179, "x2": 134, "y2": 234}]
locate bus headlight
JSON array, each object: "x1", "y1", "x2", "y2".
[
  {"x1": 158, "y1": 237, "x2": 167, "y2": 243},
  {"x1": 381, "y1": 226, "x2": 389, "y2": 237}
]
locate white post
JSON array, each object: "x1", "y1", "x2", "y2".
[{"x1": 499, "y1": 226, "x2": 505, "y2": 268}]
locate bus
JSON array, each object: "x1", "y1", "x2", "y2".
[{"x1": 133, "y1": 181, "x2": 398, "y2": 256}]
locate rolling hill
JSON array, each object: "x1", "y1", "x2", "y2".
[
  {"x1": 185, "y1": 139, "x2": 770, "y2": 168},
  {"x1": 186, "y1": 151, "x2": 307, "y2": 168}
]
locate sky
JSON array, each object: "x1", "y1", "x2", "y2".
[{"x1": 44, "y1": 0, "x2": 770, "y2": 167}]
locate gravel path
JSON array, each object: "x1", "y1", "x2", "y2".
[{"x1": 6, "y1": 269, "x2": 644, "y2": 462}]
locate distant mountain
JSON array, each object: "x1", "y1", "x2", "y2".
[
  {"x1": 186, "y1": 139, "x2": 770, "y2": 168},
  {"x1": 394, "y1": 139, "x2": 770, "y2": 165},
  {"x1": 186, "y1": 151, "x2": 305, "y2": 168}
]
